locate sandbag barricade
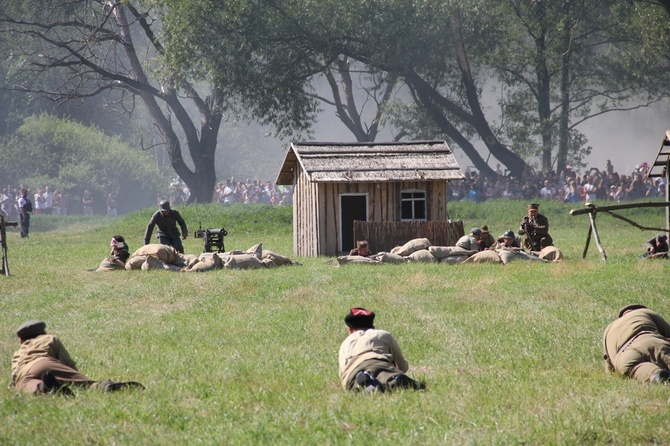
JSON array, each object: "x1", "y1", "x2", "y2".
[
  {"x1": 96, "y1": 242, "x2": 298, "y2": 272},
  {"x1": 334, "y1": 237, "x2": 562, "y2": 266}
]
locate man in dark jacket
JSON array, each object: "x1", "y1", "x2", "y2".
[
  {"x1": 519, "y1": 203, "x2": 553, "y2": 251},
  {"x1": 144, "y1": 200, "x2": 188, "y2": 253},
  {"x1": 603, "y1": 304, "x2": 670, "y2": 384},
  {"x1": 641, "y1": 234, "x2": 669, "y2": 259}
]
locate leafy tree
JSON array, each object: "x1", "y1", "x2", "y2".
[
  {"x1": 158, "y1": 0, "x2": 524, "y2": 177},
  {"x1": 490, "y1": 0, "x2": 670, "y2": 174},
  {"x1": 0, "y1": 114, "x2": 167, "y2": 213},
  {"x1": 0, "y1": 0, "x2": 232, "y2": 203}
]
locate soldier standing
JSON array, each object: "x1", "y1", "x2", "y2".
[
  {"x1": 17, "y1": 189, "x2": 30, "y2": 238},
  {"x1": 144, "y1": 200, "x2": 188, "y2": 253}
]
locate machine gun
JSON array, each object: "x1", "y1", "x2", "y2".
[
  {"x1": 1, "y1": 214, "x2": 18, "y2": 276},
  {"x1": 194, "y1": 223, "x2": 228, "y2": 253}
]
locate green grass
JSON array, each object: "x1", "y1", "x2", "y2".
[{"x1": 1, "y1": 200, "x2": 670, "y2": 445}]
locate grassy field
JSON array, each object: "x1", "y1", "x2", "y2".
[{"x1": 1, "y1": 200, "x2": 670, "y2": 445}]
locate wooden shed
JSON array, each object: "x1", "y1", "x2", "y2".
[{"x1": 275, "y1": 140, "x2": 466, "y2": 257}]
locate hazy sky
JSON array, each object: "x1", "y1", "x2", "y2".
[
  {"x1": 578, "y1": 104, "x2": 666, "y2": 175},
  {"x1": 303, "y1": 101, "x2": 668, "y2": 179}
]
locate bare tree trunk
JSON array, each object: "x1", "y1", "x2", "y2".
[
  {"x1": 555, "y1": 0, "x2": 572, "y2": 174},
  {"x1": 317, "y1": 57, "x2": 396, "y2": 142},
  {"x1": 114, "y1": 5, "x2": 220, "y2": 203},
  {"x1": 530, "y1": 1, "x2": 554, "y2": 172},
  {"x1": 449, "y1": 10, "x2": 529, "y2": 178},
  {"x1": 406, "y1": 76, "x2": 497, "y2": 178}
]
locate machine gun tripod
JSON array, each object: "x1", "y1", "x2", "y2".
[{"x1": 194, "y1": 224, "x2": 228, "y2": 253}]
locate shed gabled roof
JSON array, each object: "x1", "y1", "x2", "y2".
[{"x1": 275, "y1": 140, "x2": 465, "y2": 185}]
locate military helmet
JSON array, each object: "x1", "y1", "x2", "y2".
[
  {"x1": 503, "y1": 230, "x2": 515, "y2": 238},
  {"x1": 159, "y1": 200, "x2": 171, "y2": 211}
]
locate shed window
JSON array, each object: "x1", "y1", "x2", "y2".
[{"x1": 401, "y1": 190, "x2": 426, "y2": 220}]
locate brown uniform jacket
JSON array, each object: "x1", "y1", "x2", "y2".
[
  {"x1": 602, "y1": 308, "x2": 670, "y2": 372},
  {"x1": 10, "y1": 334, "x2": 77, "y2": 387},
  {"x1": 338, "y1": 329, "x2": 408, "y2": 389}
]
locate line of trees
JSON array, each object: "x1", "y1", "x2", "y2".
[{"x1": 1, "y1": 0, "x2": 670, "y2": 203}]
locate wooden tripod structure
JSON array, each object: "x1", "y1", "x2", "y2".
[
  {"x1": 570, "y1": 202, "x2": 670, "y2": 261},
  {"x1": 569, "y1": 130, "x2": 670, "y2": 261}
]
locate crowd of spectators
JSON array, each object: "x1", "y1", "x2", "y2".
[
  {"x1": 1, "y1": 186, "x2": 70, "y2": 220},
  {"x1": 3, "y1": 160, "x2": 660, "y2": 220},
  {"x1": 159, "y1": 177, "x2": 294, "y2": 207},
  {"x1": 448, "y1": 160, "x2": 665, "y2": 203}
]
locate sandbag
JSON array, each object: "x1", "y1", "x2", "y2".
[
  {"x1": 185, "y1": 254, "x2": 222, "y2": 272},
  {"x1": 406, "y1": 249, "x2": 438, "y2": 263},
  {"x1": 131, "y1": 244, "x2": 179, "y2": 264},
  {"x1": 141, "y1": 255, "x2": 167, "y2": 271},
  {"x1": 261, "y1": 258, "x2": 278, "y2": 268},
  {"x1": 517, "y1": 251, "x2": 547, "y2": 262},
  {"x1": 336, "y1": 256, "x2": 382, "y2": 266},
  {"x1": 374, "y1": 252, "x2": 407, "y2": 264},
  {"x1": 164, "y1": 264, "x2": 184, "y2": 272},
  {"x1": 428, "y1": 246, "x2": 453, "y2": 259},
  {"x1": 224, "y1": 253, "x2": 264, "y2": 269},
  {"x1": 246, "y1": 243, "x2": 263, "y2": 259},
  {"x1": 538, "y1": 246, "x2": 564, "y2": 262},
  {"x1": 126, "y1": 255, "x2": 147, "y2": 270},
  {"x1": 440, "y1": 255, "x2": 469, "y2": 264},
  {"x1": 173, "y1": 253, "x2": 199, "y2": 268},
  {"x1": 95, "y1": 258, "x2": 125, "y2": 272},
  {"x1": 390, "y1": 238, "x2": 431, "y2": 257},
  {"x1": 261, "y1": 250, "x2": 294, "y2": 266},
  {"x1": 497, "y1": 250, "x2": 517, "y2": 265},
  {"x1": 447, "y1": 247, "x2": 477, "y2": 257},
  {"x1": 463, "y1": 251, "x2": 502, "y2": 264}
]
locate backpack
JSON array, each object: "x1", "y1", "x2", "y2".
[{"x1": 23, "y1": 198, "x2": 33, "y2": 212}]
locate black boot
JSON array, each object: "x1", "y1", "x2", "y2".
[
  {"x1": 651, "y1": 370, "x2": 670, "y2": 384},
  {"x1": 41, "y1": 371, "x2": 74, "y2": 397},
  {"x1": 388, "y1": 373, "x2": 426, "y2": 391},
  {"x1": 102, "y1": 381, "x2": 145, "y2": 392},
  {"x1": 355, "y1": 371, "x2": 383, "y2": 393}
]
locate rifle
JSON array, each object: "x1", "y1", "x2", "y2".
[
  {"x1": 0, "y1": 214, "x2": 18, "y2": 276},
  {"x1": 520, "y1": 218, "x2": 536, "y2": 252}
]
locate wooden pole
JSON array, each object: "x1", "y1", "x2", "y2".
[
  {"x1": 666, "y1": 157, "x2": 670, "y2": 233},
  {"x1": 1, "y1": 215, "x2": 9, "y2": 276},
  {"x1": 582, "y1": 216, "x2": 592, "y2": 259},
  {"x1": 588, "y1": 211, "x2": 607, "y2": 261},
  {"x1": 570, "y1": 201, "x2": 670, "y2": 216}
]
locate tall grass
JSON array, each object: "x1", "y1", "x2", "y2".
[{"x1": 1, "y1": 200, "x2": 669, "y2": 445}]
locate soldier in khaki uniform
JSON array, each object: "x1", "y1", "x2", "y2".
[
  {"x1": 519, "y1": 203, "x2": 553, "y2": 251},
  {"x1": 479, "y1": 226, "x2": 496, "y2": 250},
  {"x1": 10, "y1": 320, "x2": 144, "y2": 395},
  {"x1": 338, "y1": 308, "x2": 424, "y2": 392},
  {"x1": 602, "y1": 304, "x2": 670, "y2": 384}
]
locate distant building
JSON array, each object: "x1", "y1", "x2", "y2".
[{"x1": 276, "y1": 140, "x2": 466, "y2": 257}]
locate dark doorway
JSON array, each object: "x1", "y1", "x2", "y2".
[{"x1": 340, "y1": 194, "x2": 368, "y2": 253}]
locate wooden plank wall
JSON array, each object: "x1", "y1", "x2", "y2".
[
  {"x1": 295, "y1": 179, "x2": 451, "y2": 256},
  {"x1": 353, "y1": 220, "x2": 465, "y2": 253},
  {"x1": 294, "y1": 168, "x2": 320, "y2": 257}
]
